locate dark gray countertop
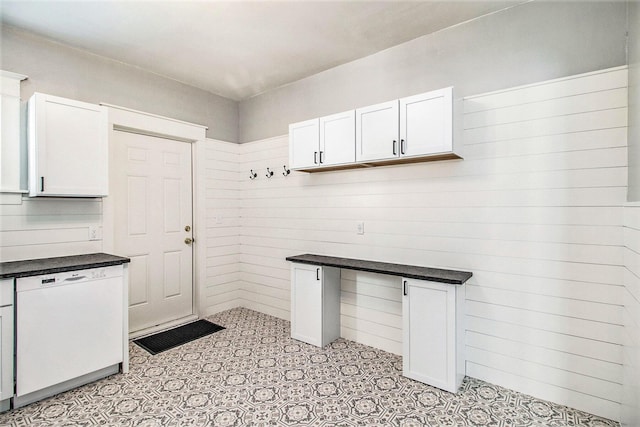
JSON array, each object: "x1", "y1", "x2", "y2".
[
  {"x1": 0, "y1": 253, "x2": 130, "y2": 279},
  {"x1": 286, "y1": 254, "x2": 472, "y2": 285}
]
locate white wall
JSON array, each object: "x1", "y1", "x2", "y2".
[
  {"x1": 0, "y1": 25, "x2": 238, "y2": 142},
  {"x1": 622, "y1": 203, "x2": 640, "y2": 426},
  {"x1": 232, "y1": 67, "x2": 628, "y2": 421},
  {"x1": 628, "y1": 0, "x2": 639, "y2": 202},
  {"x1": 239, "y1": 1, "x2": 627, "y2": 143},
  {"x1": 199, "y1": 139, "x2": 243, "y2": 316},
  {"x1": 621, "y1": 2, "x2": 640, "y2": 425},
  {"x1": 0, "y1": 197, "x2": 102, "y2": 261}
]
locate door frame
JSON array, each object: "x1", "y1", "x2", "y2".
[{"x1": 101, "y1": 103, "x2": 207, "y2": 338}]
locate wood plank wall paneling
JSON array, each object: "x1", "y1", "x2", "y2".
[
  {"x1": 236, "y1": 67, "x2": 628, "y2": 421},
  {"x1": 0, "y1": 198, "x2": 103, "y2": 261},
  {"x1": 200, "y1": 139, "x2": 243, "y2": 316},
  {"x1": 622, "y1": 203, "x2": 640, "y2": 426}
]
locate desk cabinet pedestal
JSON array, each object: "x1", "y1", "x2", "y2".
[
  {"x1": 290, "y1": 264, "x2": 340, "y2": 347},
  {"x1": 402, "y1": 278, "x2": 465, "y2": 393}
]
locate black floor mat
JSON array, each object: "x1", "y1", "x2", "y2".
[{"x1": 134, "y1": 319, "x2": 225, "y2": 355}]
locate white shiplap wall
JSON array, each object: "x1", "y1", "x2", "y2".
[
  {"x1": 0, "y1": 197, "x2": 102, "y2": 261},
  {"x1": 236, "y1": 67, "x2": 628, "y2": 421},
  {"x1": 200, "y1": 139, "x2": 243, "y2": 316},
  {"x1": 462, "y1": 67, "x2": 627, "y2": 422},
  {"x1": 622, "y1": 203, "x2": 640, "y2": 426}
]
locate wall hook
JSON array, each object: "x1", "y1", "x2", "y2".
[
  {"x1": 249, "y1": 169, "x2": 257, "y2": 180},
  {"x1": 266, "y1": 167, "x2": 274, "y2": 178},
  {"x1": 283, "y1": 165, "x2": 291, "y2": 176}
]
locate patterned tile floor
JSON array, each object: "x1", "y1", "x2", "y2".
[{"x1": 1, "y1": 308, "x2": 619, "y2": 426}]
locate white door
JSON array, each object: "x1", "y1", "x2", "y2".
[
  {"x1": 319, "y1": 110, "x2": 355, "y2": 167},
  {"x1": 112, "y1": 130, "x2": 194, "y2": 333},
  {"x1": 400, "y1": 88, "x2": 453, "y2": 157},
  {"x1": 289, "y1": 118, "x2": 320, "y2": 169},
  {"x1": 356, "y1": 100, "x2": 399, "y2": 162}
]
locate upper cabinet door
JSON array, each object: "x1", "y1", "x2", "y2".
[
  {"x1": 289, "y1": 118, "x2": 320, "y2": 170},
  {"x1": 28, "y1": 93, "x2": 108, "y2": 197},
  {"x1": 356, "y1": 100, "x2": 399, "y2": 162},
  {"x1": 319, "y1": 110, "x2": 355, "y2": 167},
  {"x1": 400, "y1": 87, "x2": 453, "y2": 157}
]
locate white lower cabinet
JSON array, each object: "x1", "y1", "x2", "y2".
[
  {"x1": 290, "y1": 263, "x2": 340, "y2": 347},
  {"x1": 0, "y1": 279, "x2": 14, "y2": 412},
  {"x1": 402, "y1": 277, "x2": 465, "y2": 393}
]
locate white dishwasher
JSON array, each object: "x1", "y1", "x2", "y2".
[{"x1": 15, "y1": 264, "x2": 124, "y2": 407}]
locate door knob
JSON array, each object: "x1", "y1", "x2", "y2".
[
  {"x1": 185, "y1": 237, "x2": 194, "y2": 244},
  {"x1": 185, "y1": 225, "x2": 191, "y2": 232}
]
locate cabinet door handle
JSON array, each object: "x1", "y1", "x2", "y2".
[
  {"x1": 314, "y1": 151, "x2": 318, "y2": 164},
  {"x1": 319, "y1": 151, "x2": 324, "y2": 164},
  {"x1": 316, "y1": 268, "x2": 320, "y2": 281},
  {"x1": 400, "y1": 139, "x2": 406, "y2": 155},
  {"x1": 403, "y1": 280, "x2": 407, "y2": 296},
  {"x1": 40, "y1": 176, "x2": 45, "y2": 192},
  {"x1": 392, "y1": 140, "x2": 397, "y2": 155}
]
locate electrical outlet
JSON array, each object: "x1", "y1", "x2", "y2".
[
  {"x1": 88, "y1": 225, "x2": 102, "y2": 241},
  {"x1": 356, "y1": 221, "x2": 365, "y2": 235}
]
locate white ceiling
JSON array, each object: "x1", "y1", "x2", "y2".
[{"x1": 0, "y1": 1, "x2": 521, "y2": 101}]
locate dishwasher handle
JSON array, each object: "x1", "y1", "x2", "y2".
[{"x1": 63, "y1": 276, "x2": 88, "y2": 282}]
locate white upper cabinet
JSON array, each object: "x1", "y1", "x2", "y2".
[
  {"x1": 355, "y1": 100, "x2": 399, "y2": 162},
  {"x1": 357, "y1": 87, "x2": 454, "y2": 163},
  {"x1": 290, "y1": 111, "x2": 355, "y2": 170},
  {"x1": 289, "y1": 86, "x2": 459, "y2": 172},
  {"x1": 400, "y1": 87, "x2": 453, "y2": 157},
  {"x1": 289, "y1": 118, "x2": 319, "y2": 170},
  {"x1": 0, "y1": 70, "x2": 28, "y2": 193},
  {"x1": 319, "y1": 110, "x2": 355, "y2": 167},
  {"x1": 28, "y1": 93, "x2": 108, "y2": 197}
]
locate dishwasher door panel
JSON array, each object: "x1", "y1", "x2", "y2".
[{"x1": 16, "y1": 274, "x2": 123, "y2": 397}]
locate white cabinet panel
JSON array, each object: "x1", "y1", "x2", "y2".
[
  {"x1": 402, "y1": 278, "x2": 464, "y2": 393},
  {"x1": 320, "y1": 110, "x2": 355, "y2": 167},
  {"x1": 289, "y1": 119, "x2": 319, "y2": 169},
  {"x1": 291, "y1": 264, "x2": 322, "y2": 345},
  {"x1": 356, "y1": 100, "x2": 399, "y2": 162},
  {"x1": 0, "y1": 71, "x2": 28, "y2": 193},
  {"x1": 28, "y1": 93, "x2": 108, "y2": 197},
  {"x1": 0, "y1": 279, "x2": 14, "y2": 409},
  {"x1": 290, "y1": 263, "x2": 340, "y2": 347},
  {"x1": 400, "y1": 87, "x2": 453, "y2": 157}
]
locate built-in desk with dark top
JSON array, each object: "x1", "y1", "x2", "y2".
[
  {"x1": 286, "y1": 253, "x2": 472, "y2": 394},
  {"x1": 285, "y1": 253, "x2": 472, "y2": 284}
]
